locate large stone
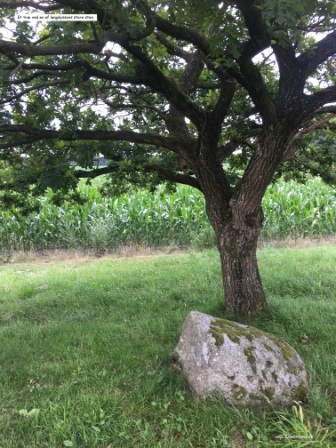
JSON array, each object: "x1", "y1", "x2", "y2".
[{"x1": 173, "y1": 311, "x2": 307, "y2": 406}]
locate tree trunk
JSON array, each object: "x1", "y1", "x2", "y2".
[
  {"x1": 216, "y1": 203, "x2": 269, "y2": 317},
  {"x1": 196, "y1": 155, "x2": 270, "y2": 318},
  {"x1": 194, "y1": 127, "x2": 294, "y2": 317}
]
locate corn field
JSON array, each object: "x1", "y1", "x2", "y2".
[{"x1": 0, "y1": 178, "x2": 335, "y2": 253}]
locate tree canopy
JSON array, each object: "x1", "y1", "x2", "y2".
[
  {"x1": 0, "y1": 0, "x2": 335, "y2": 200},
  {"x1": 1, "y1": 0, "x2": 336, "y2": 316}
]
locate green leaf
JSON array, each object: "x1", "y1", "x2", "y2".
[
  {"x1": 63, "y1": 441, "x2": 73, "y2": 447},
  {"x1": 246, "y1": 431, "x2": 254, "y2": 440}
]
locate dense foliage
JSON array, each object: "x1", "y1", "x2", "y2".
[{"x1": 0, "y1": 0, "x2": 335, "y2": 198}]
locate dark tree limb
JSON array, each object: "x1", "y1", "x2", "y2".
[
  {"x1": 74, "y1": 166, "x2": 118, "y2": 179},
  {"x1": 16, "y1": 61, "x2": 150, "y2": 85},
  {"x1": 154, "y1": 31, "x2": 191, "y2": 62},
  {"x1": 0, "y1": 125, "x2": 191, "y2": 153},
  {"x1": 135, "y1": 1, "x2": 210, "y2": 54},
  {"x1": 144, "y1": 164, "x2": 202, "y2": 191},
  {"x1": 301, "y1": 85, "x2": 336, "y2": 115},
  {"x1": 299, "y1": 30, "x2": 336, "y2": 79},
  {"x1": 0, "y1": 2, "x2": 62, "y2": 11},
  {"x1": 0, "y1": 39, "x2": 108, "y2": 57},
  {"x1": 0, "y1": 80, "x2": 70, "y2": 105}
]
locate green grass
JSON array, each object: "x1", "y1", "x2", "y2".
[
  {"x1": 0, "y1": 177, "x2": 335, "y2": 253},
  {"x1": 0, "y1": 246, "x2": 336, "y2": 447}
]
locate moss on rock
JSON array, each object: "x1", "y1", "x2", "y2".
[
  {"x1": 263, "y1": 342, "x2": 274, "y2": 352},
  {"x1": 209, "y1": 318, "x2": 296, "y2": 361},
  {"x1": 292, "y1": 381, "x2": 307, "y2": 401},
  {"x1": 232, "y1": 384, "x2": 248, "y2": 401},
  {"x1": 262, "y1": 387, "x2": 275, "y2": 400},
  {"x1": 244, "y1": 346, "x2": 257, "y2": 364},
  {"x1": 271, "y1": 372, "x2": 279, "y2": 384}
]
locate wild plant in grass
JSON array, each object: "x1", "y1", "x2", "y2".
[{"x1": 248, "y1": 403, "x2": 336, "y2": 447}]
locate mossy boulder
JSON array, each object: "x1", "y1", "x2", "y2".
[{"x1": 173, "y1": 311, "x2": 307, "y2": 406}]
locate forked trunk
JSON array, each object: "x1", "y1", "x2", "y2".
[{"x1": 195, "y1": 128, "x2": 292, "y2": 317}]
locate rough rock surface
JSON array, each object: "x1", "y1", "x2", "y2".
[{"x1": 173, "y1": 311, "x2": 307, "y2": 406}]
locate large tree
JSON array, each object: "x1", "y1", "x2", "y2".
[{"x1": 0, "y1": 0, "x2": 336, "y2": 317}]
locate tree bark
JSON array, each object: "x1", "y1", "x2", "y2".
[
  {"x1": 217, "y1": 204, "x2": 269, "y2": 317},
  {"x1": 195, "y1": 137, "x2": 273, "y2": 318},
  {"x1": 204, "y1": 190, "x2": 269, "y2": 317}
]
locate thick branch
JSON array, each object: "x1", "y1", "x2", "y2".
[
  {"x1": 299, "y1": 30, "x2": 336, "y2": 79},
  {"x1": 216, "y1": 140, "x2": 241, "y2": 162},
  {"x1": 281, "y1": 114, "x2": 336, "y2": 162},
  {"x1": 135, "y1": 1, "x2": 210, "y2": 54},
  {"x1": 145, "y1": 164, "x2": 202, "y2": 191},
  {"x1": 236, "y1": 58, "x2": 277, "y2": 122},
  {"x1": 210, "y1": 79, "x2": 236, "y2": 132},
  {"x1": 0, "y1": 39, "x2": 108, "y2": 57},
  {"x1": 230, "y1": 3, "x2": 276, "y2": 121},
  {"x1": 154, "y1": 31, "x2": 191, "y2": 62},
  {"x1": 273, "y1": 43, "x2": 305, "y2": 100},
  {"x1": 235, "y1": 1, "x2": 269, "y2": 41},
  {"x1": 314, "y1": 105, "x2": 336, "y2": 115},
  {"x1": 20, "y1": 60, "x2": 150, "y2": 85},
  {"x1": 301, "y1": 86, "x2": 336, "y2": 115},
  {"x1": 0, "y1": 125, "x2": 189, "y2": 153},
  {"x1": 74, "y1": 166, "x2": 117, "y2": 179},
  {"x1": 122, "y1": 42, "x2": 206, "y2": 129},
  {"x1": 0, "y1": 2, "x2": 62, "y2": 11}
]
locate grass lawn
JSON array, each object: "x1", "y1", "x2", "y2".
[{"x1": 0, "y1": 245, "x2": 336, "y2": 447}]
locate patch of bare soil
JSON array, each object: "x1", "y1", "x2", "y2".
[
  {"x1": 1, "y1": 245, "x2": 187, "y2": 265},
  {"x1": 259, "y1": 237, "x2": 336, "y2": 249}
]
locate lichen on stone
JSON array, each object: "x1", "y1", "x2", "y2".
[
  {"x1": 232, "y1": 384, "x2": 248, "y2": 401},
  {"x1": 209, "y1": 318, "x2": 296, "y2": 361},
  {"x1": 209, "y1": 319, "x2": 242, "y2": 346},
  {"x1": 292, "y1": 381, "x2": 307, "y2": 401},
  {"x1": 249, "y1": 393, "x2": 261, "y2": 401},
  {"x1": 261, "y1": 386, "x2": 275, "y2": 400},
  {"x1": 271, "y1": 372, "x2": 279, "y2": 384},
  {"x1": 267, "y1": 336, "x2": 295, "y2": 361},
  {"x1": 209, "y1": 319, "x2": 260, "y2": 346},
  {"x1": 263, "y1": 342, "x2": 273, "y2": 352},
  {"x1": 244, "y1": 346, "x2": 256, "y2": 364}
]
